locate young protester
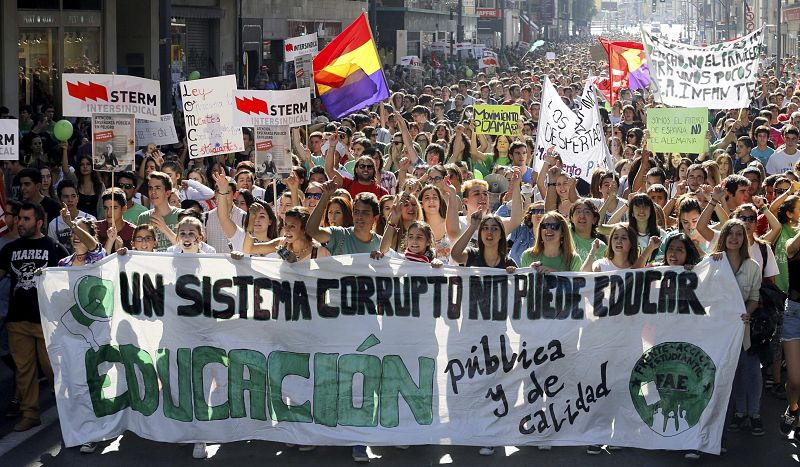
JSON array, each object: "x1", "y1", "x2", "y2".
[
  {"x1": 137, "y1": 171, "x2": 184, "y2": 252},
  {"x1": 520, "y1": 212, "x2": 582, "y2": 271},
  {"x1": 47, "y1": 180, "x2": 96, "y2": 253}
]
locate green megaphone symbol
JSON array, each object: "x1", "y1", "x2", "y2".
[{"x1": 69, "y1": 276, "x2": 115, "y2": 326}]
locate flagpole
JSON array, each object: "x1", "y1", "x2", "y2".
[{"x1": 361, "y1": 11, "x2": 390, "y2": 100}]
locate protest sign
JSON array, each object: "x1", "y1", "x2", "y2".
[
  {"x1": 546, "y1": 52, "x2": 556, "y2": 60},
  {"x1": 284, "y1": 33, "x2": 319, "y2": 62},
  {"x1": 642, "y1": 28, "x2": 764, "y2": 108},
  {"x1": 479, "y1": 56, "x2": 499, "y2": 69},
  {"x1": 62, "y1": 74, "x2": 160, "y2": 121},
  {"x1": 400, "y1": 55, "x2": 422, "y2": 69},
  {"x1": 534, "y1": 77, "x2": 612, "y2": 180},
  {"x1": 135, "y1": 114, "x2": 179, "y2": 147},
  {"x1": 294, "y1": 55, "x2": 315, "y2": 97},
  {"x1": 91, "y1": 114, "x2": 136, "y2": 172},
  {"x1": 39, "y1": 253, "x2": 741, "y2": 454},
  {"x1": 233, "y1": 88, "x2": 311, "y2": 128},
  {"x1": 474, "y1": 104, "x2": 520, "y2": 136},
  {"x1": 180, "y1": 75, "x2": 244, "y2": 159},
  {"x1": 0, "y1": 120, "x2": 18, "y2": 161},
  {"x1": 646, "y1": 107, "x2": 708, "y2": 153},
  {"x1": 254, "y1": 125, "x2": 291, "y2": 179}
]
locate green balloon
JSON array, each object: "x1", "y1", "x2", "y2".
[
  {"x1": 188, "y1": 70, "x2": 201, "y2": 80},
  {"x1": 53, "y1": 120, "x2": 73, "y2": 142},
  {"x1": 465, "y1": 68, "x2": 474, "y2": 78}
]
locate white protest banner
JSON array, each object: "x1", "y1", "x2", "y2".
[
  {"x1": 135, "y1": 114, "x2": 179, "y2": 147},
  {"x1": 0, "y1": 120, "x2": 18, "y2": 161},
  {"x1": 254, "y1": 125, "x2": 291, "y2": 179},
  {"x1": 545, "y1": 52, "x2": 556, "y2": 60},
  {"x1": 180, "y1": 75, "x2": 244, "y2": 159},
  {"x1": 642, "y1": 28, "x2": 764, "y2": 108},
  {"x1": 534, "y1": 77, "x2": 612, "y2": 180},
  {"x1": 91, "y1": 114, "x2": 136, "y2": 172},
  {"x1": 62, "y1": 74, "x2": 160, "y2": 121},
  {"x1": 38, "y1": 253, "x2": 741, "y2": 454},
  {"x1": 400, "y1": 55, "x2": 422, "y2": 69},
  {"x1": 294, "y1": 54, "x2": 315, "y2": 97},
  {"x1": 233, "y1": 88, "x2": 311, "y2": 128},
  {"x1": 284, "y1": 32, "x2": 319, "y2": 62}
]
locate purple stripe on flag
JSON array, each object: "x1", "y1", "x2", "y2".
[
  {"x1": 628, "y1": 65, "x2": 651, "y2": 90},
  {"x1": 320, "y1": 69, "x2": 389, "y2": 118}
]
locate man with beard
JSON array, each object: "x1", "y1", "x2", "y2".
[
  {"x1": 325, "y1": 134, "x2": 388, "y2": 199},
  {"x1": 0, "y1": 202, "x2": 67, "y2": 431}
]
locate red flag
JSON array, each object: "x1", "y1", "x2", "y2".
[{"x1": 599, "y1": 38, "x2": 645, "y2": 104}]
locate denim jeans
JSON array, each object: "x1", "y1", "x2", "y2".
[{"x1": 732, "y1": 348, "x2": 762, "y2": 416}]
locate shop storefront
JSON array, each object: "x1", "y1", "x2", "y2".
[{"x1": 16, "y1": 3, "x2": 104, "y2": 112}]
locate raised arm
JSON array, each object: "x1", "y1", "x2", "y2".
[
  {"x1": 502, "y1": 167, "x2": 523, "y2": 233},
  {"x1": 697, "y1": 186, "x2": 725, "y2": 242},
  {"x1": 62, "y1": 205, "x2": 98, "y2": 252},
  {"x1": 323, "y1": 134, "x2": 344, "y2": 187},
  {"x1": 211, "y1": 172, "x2": 239, "y2": 239},
  {"x1": 292, "y1": 127, "x2": 314, "y2": 167},
  {"x1": 183, "y1": 179, "x2": 215, "y2": 201},
  {"x1": 451, "y1": 209, "x2": 482, "y2": 265},
  {"x1": 306, "y1": 180, "x2": 337, "y2": 244}
]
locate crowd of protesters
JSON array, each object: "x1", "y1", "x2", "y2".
[{"x1": 0, "y1": 32, "x2": 798, "y2": 462}]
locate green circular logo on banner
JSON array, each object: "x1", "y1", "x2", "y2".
[
  {"x1": 629, "y1": 342, "x2": 716, "y2": 437},
  {"x1": 70, "y1": 275, "x2": 115, "y2": 326}
]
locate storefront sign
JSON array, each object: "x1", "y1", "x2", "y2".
[
  {"x1": 91, "y1": 114, "x2": 136, "y2": 172},
  {"x1": 284, "y1": 33, "x2": 319, "y2": 62},
  {"x1": 62, "y1": 74, "x2": 160, "y2": 121},
  {"x1": 255, "y1": 126, "x2": 292, "y2": 179},
  {"x1": 232, "y1": 88, "x2": 311, "y2": 127},
  {"x1": 180, "y1": 75, "x2": 245, "y2": 159},
  {"x1": 0, "y1": 120, "x2": 19, "y2": 161},
  {"x1": 477, "y1": 8, "x2": 501, "y2": 18},
  {"x1": 38, "y1": 253, "x2": 741, "y2": 454},
  {"x1": 135, "y1": 114, "x2": 180, "y2": 147}
]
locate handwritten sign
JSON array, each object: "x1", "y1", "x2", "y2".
[
  {"x1": 91, "y1": 114, "x2": 136, "y2": 172},
  {"x1": 0, "y1": 120, "x2": 18, "y2": 161},
  {"x1": 646, "y1": 108, "x2": 707, "y2": 153},
  {"x1": 534, "y1": 77, "x2": 612, "y2": 181},
  {"x1": 643, "y1": 28, "x2": 765, "y2": 108},
  {"x1": 180, "y1": 75, "x2": 244, "y2": 159},
  {"x1": 135, "y1": 114, "x2": 179, "y2": 146},
  {"x1": 474, "y1": 104, "x2": 520, "y2": 136}
]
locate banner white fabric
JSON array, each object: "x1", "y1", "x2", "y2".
[
  {"x1": 0, "y1": 120, "x2": 18, "y2": 161},
  {"x1": 180, "y1": 75, "x2": 245, "y2": 159},
  {"x1": 534, "y1": 77, "x2": 612, "y2": 181},
  {"x1": 233, "y1": 89, "x2": 312, "y2": 128},
  {"x1": 37, "y1": 253, "x2": 743, "y2": 453},
  {"x1": 284, "y1": 33, "x2": 319, "y2": 62},
  {"x1": 62, "y1": 74, "x2": 160, "y2": 121},
  {"x1": 642, "y1": 28, "x2": 764, "y2": 108}
]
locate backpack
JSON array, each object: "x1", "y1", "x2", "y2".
[{"x1": 749, "y1": 243, "x2": 787, "y2": 352}]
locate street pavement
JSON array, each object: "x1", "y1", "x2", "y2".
[{"x1": 0, "y1": 364, "x2": 798, "y2": 466}]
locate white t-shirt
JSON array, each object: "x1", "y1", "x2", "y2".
[
  {"x1": 167, "y1": 242, "x2": 216, "y2": 254},
  {"x1": 749, "y1": 241, "x2": 779, "y2": 279},
  {"x1": 592, "y1": 257, "x2": 618, "y2": 272},
  {"x1": 765, "y1": 148, "x2": 799, "y2": 174}
]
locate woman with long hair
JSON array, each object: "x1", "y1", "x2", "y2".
[
  {"x1": 519, "y1": 211, "x2": 582, "y2": 272},
  {"x1": 476, "y1": 135, "x2": 511, "y2": 176},
  {"x1": 715, "y1": 153, "x2": 734, "y2": 179},
  {"x1": 711, "y1": 219, "x2": 762, "y2": 435},
  {"x1": 570, "y1": 199, "x2": 607, "y2": 263},
  {"x1": 378, "y1": 192, "x2": 422, "y2": 253},
  {"x1": 212, "y1": 172, "x2": 277, "y2": 253},
  {"x1": 608, "y1": 136, "x2": 624, "y2": 161},
  {"x1": 658, "y1": 232, "x2": 702, "y2": 268},
  {"x1": 75, "y1": 154, "x2": 105, "y2": 218},
  {"x1": 433, "y1": 123, "x2": 451, "y2": 146},
  {"x1": 241, "y1": 206, "x2": 330, "y2": 261},
  {"x1": 323, "y1": 196, "x2": 354, "y2": 228},
  {"x1": 419, "y1": 184, "x2": 451, "y2": 263},
  {"x1": 451, "y1": 210, "x2": 517, "y2": 271},
  {"x1": 582, "y1": 224, "x2": 655, "y2": 272}
]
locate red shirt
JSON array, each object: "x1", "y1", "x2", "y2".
[
  {"x1": 96, "y1": 219, "x2": 136, "y2": 251},
  {"x1": 343, "y1": 178, "x2": 389, "y2": 199}
]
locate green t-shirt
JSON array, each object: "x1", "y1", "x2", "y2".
[
  {"x1": 123, "y1": 203, "x2": 148, "y2": 226},
  {"x1": 476, "y1": 154, "x2": 512, "y2": 177},
  {"x1": 327, "y1": 226, "x2": 382, "y2": 256},
  {"x1": 775, "y1": 223, "x2": 797, "y2": 294},
  {"x1": 519, "y1": 250, "x2": 583, "y2": 271},
  {"x1": 137, "y1": 207, "x2": 183, "y2": 252},
  {"x1": 571, "y1": 232, "x2": 606, "y2": 263}
]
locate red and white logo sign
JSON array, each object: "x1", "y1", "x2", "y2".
[
  {"x1": 62, "y1": 74, "x2": 160, "y2": 121},
  {"x1": 284, "y1": 33, "x2": 318, "y2": 62},
  {"x1": 235, "y1": 96, "x2": 269, "y2": 115},
  {"x1": 256, "y1": 141, "x2": 273, "y2": 151},
  {"x1": 477, "y1": 8, "x2": 501, "y2": 19}
]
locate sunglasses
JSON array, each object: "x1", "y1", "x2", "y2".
[
  {"x1": 531, "y1": 208, "x2": 545, "y2": 215},
  {"x1": 357, "y1": 164, "x2": 375, "y2": 170},
  {"x1": 118, "y1": 183, "x2": 136, "y2": 190},
  {"x1": 305, "y1": 192, "x2": 323, "y2": 200},
  {"x1": 393, "y1": 141, "x2": 403, "y2": 146},
  {"x1": 737, "y1": 215, "x2": 757, "y2": 223},
  {"x1": 541, "y1": 222, "x2": 562, "y2": 231},
  {"x1": 775, "y1": 188, "x2": 788, "y2": 195}
]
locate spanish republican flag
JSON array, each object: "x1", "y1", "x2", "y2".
[{"x1": 313, "y1": 13, "x2": 389, "y2": 118}]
